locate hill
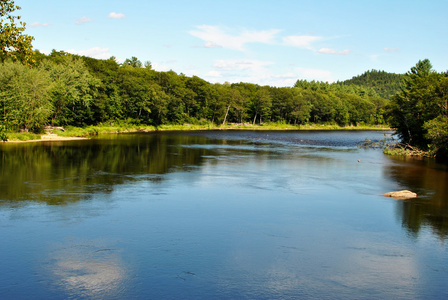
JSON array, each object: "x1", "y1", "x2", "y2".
[{"x1": 341, "y1": 70, "x2": 404, "y2": 99}]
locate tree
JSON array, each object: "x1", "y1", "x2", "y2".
[
  {"x1": 41, "y1": 54, "x2": 99, "y2": 126},
  {"x1": 342, "y1": 69, "x2": 404, "y2": 99},
  {"x1": 81, "y1": 55, "x2": 123, "y2": 122},
  {"x1": 390, "y1": 59, "x2": 439, "y2": 148},
  {"x1": 250, "y1": 87, "x2": 272, "y2": 124},
  {"x1": 217, "y1": 84, "x2": 241, "y2": 125},
  {"x1": 0, "y1": 0, "x2": 34, "y2": 64},
  {"x1": 144, "y1": 61, "x2": 152, "y2": 69},
  {"x1": 123, "y1": 56, "x2": 142, "y2": 68},
  {"x1": 424, "y1": 116, "x2": 448, "y2": 158},
  {"x1": 0, "y1": 60, "x2": 52, "y2": 131},
  {"x1": 290, "y1": 88, "x2": 311, "y2": 125},
  {"x1": 147, "y1": 83, "x2": 169, "y2": 124}
]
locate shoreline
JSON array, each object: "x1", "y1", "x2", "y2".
[
  {"x1": 2, "y1": 124, "x2": 392, "y2": 143},
  {"x1": 3, "y1": 133, "x2": 88, "y2": 143}
]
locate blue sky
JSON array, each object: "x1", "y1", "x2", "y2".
[{"x1": 19, "y1": 0, "x2": 448, "y2": 86}]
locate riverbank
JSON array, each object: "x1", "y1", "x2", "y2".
[
  {"x1": 384, "y1": 143, "x2": 434, "y2": 158},
  {"x1": 2, "y1": 123, "x2": 391, "y2": 143}
]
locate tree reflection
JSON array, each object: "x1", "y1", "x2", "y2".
[
  {"x1": 384, "y1": 157, "x2": 448, "y2": 239},
  {"x1": 0, "y1": 133, "x2": 225, "y2": 204}
]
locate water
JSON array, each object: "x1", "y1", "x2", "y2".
[{"x1": 0, "y1": 130, "x2": 447, "y2": 299}]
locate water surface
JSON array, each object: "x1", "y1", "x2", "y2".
[{"x1": 1, "y1": 130, "x2": 447, "y2": 299}]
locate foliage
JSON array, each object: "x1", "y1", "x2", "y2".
[
  {"x1": 123, "y1": 56, "x2": 142, "y2": 68},
  {"x1": 383, "y1": 143, "x2": 432, "y2": 158},
  {"x1": 1, "y1": 50, "x2": 397, "y2": 139},
  {"x1": 389, "y1": 59, "x2": 448, "y2": 160},
  {"x1": 0, "y1": 124, "x2": 7, "y2": 141},
  {"x1": 341, "y1": 69, "x2": 404, "y2": 99},
  {"x1": 41, "y1": 52, "x2": 100, "y2": 126},
  {"x1": 390, "y1": 60, "x2": 437, "y2": 147},
  {"x1": 424, "y1": 116, "x2": 448, "y2": 158},
  {"x1": 0, "y1": 0, "x2": 34, "y2": 64},
  {"x1": 0, "y1": 60, "x2": 52, "y2": 131}
]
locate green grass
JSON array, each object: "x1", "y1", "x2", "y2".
[
  {"x1": 158, "y1": 122, "x2": 390, "y2": 131},
  {"x1": 2, "y1": 122, "x2": 391, "y2": 142},
  {"x1": 56, "y1": 124, "x2": 157, "y2": 137},
  {"x1": 6, "y1": 132, "x2": 41, "y2": 141},
  {"x1": 383, "y1": 144, "x2": 432, "y2": 158}
]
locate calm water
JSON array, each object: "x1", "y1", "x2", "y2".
[{"x1": 0, "y1": 130, "x2": 447, "y2": 299}]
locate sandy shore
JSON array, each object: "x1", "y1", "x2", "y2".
[{"x1": 5, "y1": 133, "x2": 88, "y2": 143}]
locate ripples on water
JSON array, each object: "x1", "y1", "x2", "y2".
[{"x1": 0, "y1": 130, "x2": 447, "y2": 299}]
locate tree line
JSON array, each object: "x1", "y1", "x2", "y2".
[{"x1": 0, "y1": 50, "x2": 391, "y2": 132}]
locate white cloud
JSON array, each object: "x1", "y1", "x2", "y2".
[
  {"x1": 65, "y1": 47, "x2": 112, "y2": 60},
  {"x1": 30, "y1": 22, "x2": 51, "y2": 28},
  {"x1": 295, "y1": 67, "x2": 334, "y2": 83},
  {"x1": 202, "y1": 60, "x2": 305, "y2": 87},
  {"x1": 108, "y1": 12, "x2": 126, "y2": 19},
  {"x1": 317, "y1": 48, "x2": 350, "y2": 55},
  {"x1": 283, "y1": 35, "x2": 322, "y2": 49},
  {"x1": 189, "y1": 25, "x2": 280, "y2": 51},
  {"x1": 205, "y1": 70, "x2": 222, "y2": 78},
  {"x1": 75, "y1": 17, "x2": 94, "y2": 25},
  {"x1": 203, "y1": 41, "x2": 223, "y2": 48},
  {"x1": 203, "y1": 59, "x2": 286, "y2": 86}
]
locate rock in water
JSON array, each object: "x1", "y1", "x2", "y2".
[{"x1": 381, "y1": 190, "x2": 417, "y2": 199}]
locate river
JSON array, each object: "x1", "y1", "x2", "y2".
[{"x1": 0, "y1": 130, "x2": 447, "y2": 299}]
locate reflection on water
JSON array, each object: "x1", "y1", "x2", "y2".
[
  {"x1": 0, "y1": 133, "x2": 214, "y2": 204},
  {"x1": 49, "y1": 238, "x2": 126, "y2": 299},
  {"x1": 384, "y1": 156, "x2": 448, "y2": 239},
  {"x1": 1, "y1": 131, "x2": 448, "y2": 299}
]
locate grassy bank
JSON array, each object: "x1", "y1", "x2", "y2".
[
  {"x1": 1, "y1": 122, "x2": 391, "y2": 142},
  {"x1": 54, "y1": 122, "x2": 391, "y2": 138},
  {"x1": 4, "y1": 132, "x2": 42, "y2": 141},
  {"x1": 384, "y1": 144, "x2": 432, "y2": 158}
]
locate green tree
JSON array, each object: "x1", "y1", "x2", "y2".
[
  {"x1": 0, "y1": 60, "x2": 52, "y2": 131},
  {"x1": 123, "y1": 56, "x2": 143, "y2": 68},
  {"x1": 390, "y1": 59, "x2": 439, "y2": 148},
  {"x1": 158, "y1": 71, "x2": 196, "y2": 123},
  {"x1": 424, "y1": 116, "x2": 448, "y2": 158},
  {"x1": 207, "y1": 83, "x2": 226, "y2": 124},
  {"x1": 423, "y1": 72, "x2": 448, "y2": 159},
  {"x1": 41, "y1": 54, "x2": 99, "y2": 126},
  {"x1": 250, "y1": 87, "x2": 272, "y2": 124},
  {"x1": 116, "y1": 65, "x2": 153, "y2": 123},
  {"x1": 232, "y1": 83, "x2": 256, "y2": 123},
  {"x1": 185, "y1": 75, "x2": 212, "y2": 120},
  {"x1": 147, "y1": 83, "x2": 169, "y2": 124},
  {"x1": 0, "y1": 0, "x2": 34, "y2": 64},
  {"x1": 290, "y1": 88, "x2": 312, "y2": 125},
  {"x1": 0, "y1": 123, "x2": 7, "y2": 141},
  {"x1": 307, "y1": 90, "x2": 336, "y2": 123},
  {"x1": 342, "y1": 69, "x2": 404, "y2": 99},
  {"x1": 81, "y1": 55, "x2": 123, "y2": 122}
]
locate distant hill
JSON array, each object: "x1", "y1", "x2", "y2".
[{"x1": 341, "y1": 70, "x2": 404, "y2": 99}]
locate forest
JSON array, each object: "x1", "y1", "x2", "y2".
[
  {"x1": 0, "y1": 50, "x2": 392, "y2": 132},
  {"x1": 1, "y1": 51, "x2": 447, "y2": 158}
]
